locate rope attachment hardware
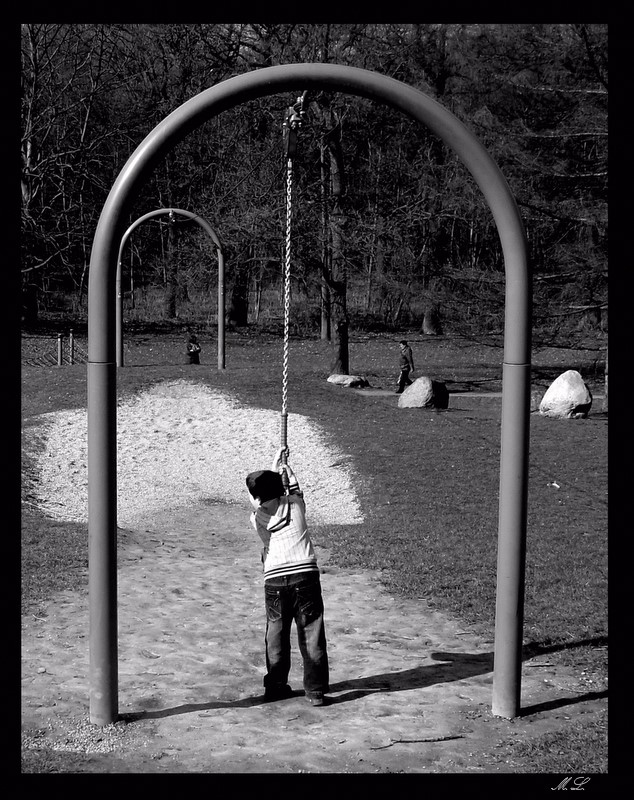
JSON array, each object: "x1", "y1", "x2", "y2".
[{"x1": 283, "y1": 90, "x2": 308, "y2": 160}]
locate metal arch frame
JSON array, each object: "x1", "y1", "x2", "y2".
[
  {"x1": 87, "y1": 63, "x2": 531, "y2": 725},
  {"x1": 115, "y1": 208, "x2": 225, "y2": 370}
]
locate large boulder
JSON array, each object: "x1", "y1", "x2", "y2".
[
  {"x1": 539, "y1": 370, "x2": 592, "y2": 419},
  {"x1": 327, "y1": 373, "x2": 370, "y2": 388},
  {"x1": 398, "y1": 376, "x2": 449, "y2": 409}
]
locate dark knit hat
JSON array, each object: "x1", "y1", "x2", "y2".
[{"x1": 246, "y1": 470, "x2": 284, "y2": 503}]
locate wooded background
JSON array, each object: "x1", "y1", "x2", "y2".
[{"x1": 21, "y1": 23, "x2": 607, "y2": 345}]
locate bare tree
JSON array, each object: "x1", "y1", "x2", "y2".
[
  {"x1": 314, "y1": 100, "x2": 349, "y2": 373},
  {"x1": 21, "y1": 24, "x2": 143, "y2": 307}
]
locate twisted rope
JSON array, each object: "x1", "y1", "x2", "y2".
[
  {"x1": 279, "y1": 92, "x2": 306, "y2": 484},
  {"x1": 281, "y1": 156, "x2": 293, "y2": 469}
]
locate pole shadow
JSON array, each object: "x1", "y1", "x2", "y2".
[{"x1": 121, "y1": 636, "x2": 606, "y2": 723}]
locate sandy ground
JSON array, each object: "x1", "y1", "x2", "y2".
[
  {"x1": 22, "y1": 503, "x2": 607, "y2": 774},
  {"x1": 21, "y1": 381, "x2": 606, "y2": 773}
]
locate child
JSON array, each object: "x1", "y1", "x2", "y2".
[
  {"x1": 186, "y1": 334, "x2": 201, "y2": 364},
  {"x1": 246, "y1": 447, "x2": 330, "y2": 706}
]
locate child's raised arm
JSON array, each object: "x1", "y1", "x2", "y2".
[
  {"x1": 271, "y1": 447, "x2": 301, "y2": 494},
  {"x1": 271, "y1": 446, "x2": 290, "y2": 472},
  {"x1": 279, "y1": 463, "x2": 301, "y2": 494}
]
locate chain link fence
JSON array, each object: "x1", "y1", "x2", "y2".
[{"x1": 22, "y1": 331, "x2": 88, "y2": 367}]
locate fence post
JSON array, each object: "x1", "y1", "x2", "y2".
[
  {"x1": 57, "y1": 334, "x2": 63, "y2": 366},
  {"x1": 69, "y1": 329, "x2": 75, "y2": 365}
]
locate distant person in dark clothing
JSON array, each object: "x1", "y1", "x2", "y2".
[
  {"x1": 187, "y1": 334, "x2": 201, "y2": 365},
  {"x1": 396, "y1": 340, "x2": 415, "y2": 393}
]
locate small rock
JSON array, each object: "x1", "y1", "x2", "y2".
[{"x1": 327, "y1": 374, "x2": 370, "y2": 388}]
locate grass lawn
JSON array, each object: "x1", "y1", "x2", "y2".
[{"x1": 21, "y1": 327, "x2": 608, "y2": 772}]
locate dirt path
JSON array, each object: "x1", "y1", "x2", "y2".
[{"x1": 21, "y1": 501, "x2": 602, "y2": 774}]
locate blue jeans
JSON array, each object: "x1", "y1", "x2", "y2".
[{"x1": 263, "y1": 572, "x2": 329, "y2": 696}]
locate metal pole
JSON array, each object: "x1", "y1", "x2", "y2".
[
  {"x1": 57, "y1": 333, "x2": 63, "y2": 366},
  {"x1": 88, "y1": 179, "x2": 124, "y2": 725},
  {"x1": 217, "y1": 249, "x2": 225, "y2": 370},
  {"x1": 492, "y1": 362, "x2": 531, "y2": 716},
  {"x1": 87, "y1": 360, "x2": 118, "y2": 725},
  {"x1": 116, "y1": 260, "x2": 124, "y2": 367},
  {"x1": 69, "y1": 329, "x2": 75, "y2": 365},
  {"x1": 88, "y1": 63, "x2": 530, "y2": 724}
]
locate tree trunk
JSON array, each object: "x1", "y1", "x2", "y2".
[
  {"x1": 253, "y1": 276, "x2": 262, "y2": 324},
  {"x1": 329, "y1": 240, "x2": 349, "y2": 374},
  {"x1": 365, "y1": 143, "x2": 383, "y2": 313},
  {"x1": 321, "y1": 273, "x2": 331, "y2": 340},
  {"x1": 320, "y1": 144, "x2": 331, "y2": 340},
  {"x1": 332, "y1": 315, "x2": 349, "y2": 374},
  {"x1": 228, "y1": 260, "x2": 250, "y2": 327},
  {"x1": 323, "y1": 114, "x2": 349, "y2": 374}
]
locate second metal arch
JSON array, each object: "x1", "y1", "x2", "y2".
[{"x1": 116, "y1": 208, "x2": 225, "y2": 370}]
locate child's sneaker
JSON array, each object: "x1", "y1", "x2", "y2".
[
  {"x1": 307, "y1": 692, "x2": 325, "y2": 707},
  {"x1": 263, "y1": 684, "x2": 294, "y2": 701}
]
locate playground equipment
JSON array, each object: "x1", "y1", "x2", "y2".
[
  {"x1": 116, "y1": 208, "x2": 225, "y2": 369},
  {"x1": 87, "y1": 63, "x2": 531, "y2": 725}
]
